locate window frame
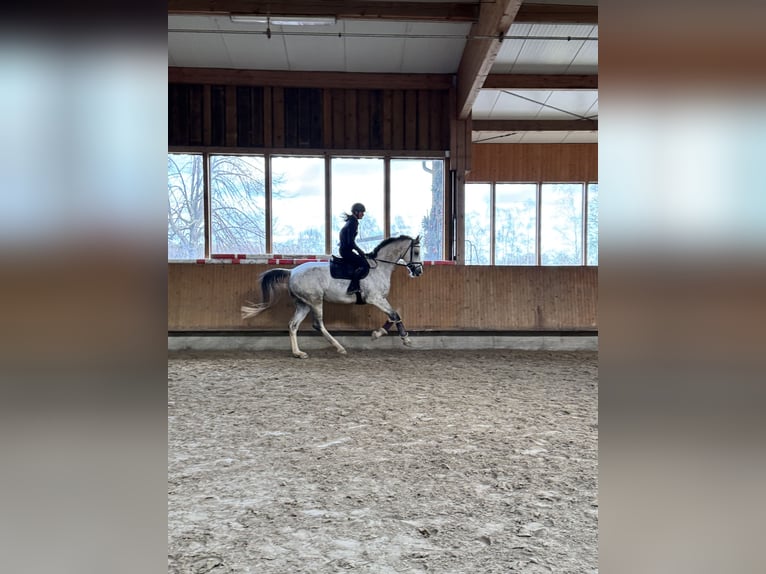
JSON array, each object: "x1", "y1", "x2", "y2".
[
  {"x1": 168, "y1": 149, "x2": 448, "y2": 259},
  {"x1": 462, "y1": 180, "x2": 598, "y2": 266}
]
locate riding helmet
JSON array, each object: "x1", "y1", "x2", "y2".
[{"x1": 351, "y1": 203, "x2": 366, "y2": 214}]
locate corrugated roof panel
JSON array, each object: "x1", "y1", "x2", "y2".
[
  {"x1": 284, "y1": 33, "x2": 346, "y2": 72},
  {"x1": 168, "y1": 14, "x2": 223, "y2": 30},
  {"x1": 567, "y1": 38, "x2": 598, "y2": 73},
  {"x1": 472, "y1": 91, "x2": 502, "y2": 119},
  {"x1": 472, "y1": 131, "x2": 525, "y2": 144},
  {"x1": 519, "y1": 131, "x2": 570, "y2": 143},
  {"x1": 346, "y1": 35, "x2": 405, "y2": 72},
  {"x1": 492, "y1": 38, "x2": 526, "y2": 74},
  {"x1": 169, "y1": 33, "x2": 232, "y2": 68},
  {"x1": 562, "y1": 132, "x2": 598, "y2": 143},
  {"x1": 401, "y1": 37, "x2": 466, "y2": 73},
  {"x1": 223, "y1": 33, "x2": 290, "y2": 70},
  {"x1": 539, "y1": 91, "x2": 599, "y2": 118},
  {"x1": 343, "y1": 19, "x2": 408, "y2": 35},
  {"x1": 527, "y1": 23, "x2": 596, "y2": 38},
  {"x1": 507, "y1": 22, "x2": 534, "y2": 36},
  {"x1": 491, "y1": 90, "x2": 549, "y2": 118},
  {"x1": 511, "y1": 39, "x2": 587, "y2": 73},
  {"x1": 585, "y1": 98, "x2": 599, "y2": 118},
  {"x1": 405, "y1": 20, "x2": 471, "y2": 37}
]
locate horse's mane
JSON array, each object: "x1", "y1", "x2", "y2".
[{"x1": 369, "y1": 235, "x2": 415, "y2": 258}]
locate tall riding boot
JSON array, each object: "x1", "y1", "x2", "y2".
[{"x1": 347, "y1": 278, "x2": 360, "y2": 294}]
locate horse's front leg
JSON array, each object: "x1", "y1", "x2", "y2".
[
  {"x1": 367, "y1": 299, "x2": 412, "y2": 347},
  {"x1": 371, "y1": 320, "x2": 393, "y2": 340}
]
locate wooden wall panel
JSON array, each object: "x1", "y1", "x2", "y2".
[
  {"x1": 469, "y1": 143, "x2": 598, "y2": 182},
  {"x1": 168, "y1": 84, "x2": 189, "y2": 146},
  {"x1": 168, "y1": 264, "x2": 597, "y2": 331},
  {"x1": 210, "y1": 86, "x2": 226, "y2": 146},
  {"x1": 331, "y1": 88, "x2": 345, "y2": 148},
  {"x1": 391, "y1": 91, "x2": 405, "y2": 149},
  {"x1": 429, "y1": 90, "x2": 444, "y2": 151},
  {"x1": 357, "y1": 89, "x2": 371, "y2": 149},
  {"x1": 272, "y1": 87, "x2": 285, "y2": 147},
  {"x1": 369, "y1": 89, "x2": 383, "y2": 149},
  {"x1": 225, "y1": 86, "x2": 237, "y2": 146},
  {"x1": 169, "y1": 79, "x2": 450, "y2": 152},
  {"x1": 322, "y1": 89, "x2": 333, "y2": 148},
  {"x1": 344, "y1": 90, "x2": 358, "y2": 149},
  {"x1": 404, "y1": 90, "x2": 418, "y2": 149},
  {"x1": 417, "y1": 90, "x2": 430, "y2": 149},
  {"x1": 283, "y1": 87, "x2": 299, "y2": 147},
  {"x1": 202, "y1": 85, "x2": 212, "y2": 145},
  {"x1": 382, "y1": 90, "x2": 393, "y2": 149},
  {"x1": 235, "y1": 86, "x2": 264, "y2": 147},
  {"x1": 188, "y1": 85, "x2": 204, "y2": 145},
  {"x1": 262, "y1": 87, "x2": 272, "y2": 147}
]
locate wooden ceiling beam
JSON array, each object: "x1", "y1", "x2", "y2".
[
  {"x1": 473, "y1": 119, "x2": 598, "y2": 131},
  {"x1": 456, "y1": 0, "x2": 523, "y2": 120},
  {"x1": 168, "y1": 1, "x2": 479, "y2": 22},
  {"x1": 169, "y1": 67, "x2": 454, "y2": 90},
  {"x1": 514, "y1": 3, "x2": 598, "y2": 24},
  {"x1": 483, "y1": 74, "x2": 597, "y2": 90}
]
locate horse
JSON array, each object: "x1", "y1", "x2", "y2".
[{"x1": 241, "y1": 235, "x2": 423, "y2": 358}]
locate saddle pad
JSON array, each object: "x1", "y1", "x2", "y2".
[
  {"x1": 329, "y1": 256, "x2": 370, "y2": 281},
  {"x1": 329, "y1": 256, "x2": 356, "y2": 280}
]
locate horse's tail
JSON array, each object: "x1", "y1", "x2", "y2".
[{"x1": 241, "y1": 268, "x2": 292, "y2": 320}]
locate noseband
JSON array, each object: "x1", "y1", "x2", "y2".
[{"x1": 402, "y1": 240, "x2": 423, "y2": 274}]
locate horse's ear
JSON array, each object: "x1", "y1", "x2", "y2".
[{"x1": 414, "y1": 235, "x2": 421, "y2": 243}]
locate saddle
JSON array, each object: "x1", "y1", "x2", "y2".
[{"x1": 329, "y1": 256, "x2": 370, "y2": 281}]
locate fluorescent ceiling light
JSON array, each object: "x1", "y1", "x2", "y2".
[
  {"x1": 230, "y1": 15, "x2": 336, "y2": 26},
  {"x1": 230, "y1": 15, "x2": 269, "y2": 24}
]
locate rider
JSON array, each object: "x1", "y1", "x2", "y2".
[{"x1": 339, "y1": 202, "x2": 370, "y2": 294}]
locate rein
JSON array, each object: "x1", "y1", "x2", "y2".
[{"x1": 369, "y1": 239, "x2": 422, "y2": 273}]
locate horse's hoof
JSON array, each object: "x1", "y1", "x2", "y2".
[
  {"x1": 402, "y1": 337, "x2": 413, "y2": 347},
  {"x1": 371, "y1": 328, "x2": 387, "y2": 340},
  {"x1": 293, "y1": 352, "x2": 309, "y2": 359},
  {"x1": 337, "y1": 348, "x2": 347, "y2": 355}
]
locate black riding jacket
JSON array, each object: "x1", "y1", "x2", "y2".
[{"x1": 339, "y1": 216, "x2": 365, "y2": 260}]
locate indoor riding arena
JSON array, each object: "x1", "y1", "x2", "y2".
[
  {"x1": 169, "y1": 266, "x2": 598, "y2": 573},
  {"x1": 169, "y1": 2, "x2": 599, "y2": 572}
]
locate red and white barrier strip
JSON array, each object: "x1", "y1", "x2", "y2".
[
  {"x1": 211, "y1": 254, "x2": 326, "y2": 260},
  {"x1": 169, "y1": 258, "x2": 455, "y2": 265},
  {"x1": 268, "y1": 258, "x2": 330, "y2": 265}
]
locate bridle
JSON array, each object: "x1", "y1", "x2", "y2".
[{"x1": 370, "y1": 239, "x2": 423, "y2": 275}]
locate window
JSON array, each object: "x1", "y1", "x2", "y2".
[
  {"x1": 541, "y1": 183, "x2": 583, "y2": 265},
  {"x1": 169, "y1": 152, "x2": 446, "y2": 260},
  {"x1": 496, "y1": 184, "x2": 537, "y2": 265},
  {"x1": 586, "y1": 183, "x2": 598, "y2": 265},
  {"x1": 167, "y1": 153, "x2": 204, "y2": 259},
  {"x1": 390, "y1": 159, "x2": 444, "y2": 260},
  {"x1": 463, "y1": 181, "x2": 598, "y2": 266},
  {"x1": 271, "y1": 156, "x2": 325, "y2": 254},
  {"x1": 331, "y1": 157, "x2": 384, "y2": 253},
  {"x1": 210, "y1": 155, "x2": 266, "y2": 255},
  {"x1": 464, "y1": 183, "x2": 491, "y2": 265}
]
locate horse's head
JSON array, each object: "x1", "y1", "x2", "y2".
[
  {"x1": 403, "y1": 235, "x2": 423, "y2": 277},
  {"x1": 369, "y1": 235, "x2": 424, "y2": 276}
]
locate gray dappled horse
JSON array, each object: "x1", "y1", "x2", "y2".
[{"x1": 241, "y1": 235, "x2": 423, "y2": 358}]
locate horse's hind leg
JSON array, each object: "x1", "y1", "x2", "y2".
[
  {"x1": 288, "y1": 300, "x2": 312, "y2": 359},
  {"x1": 310, "y1": 304, "x2": 347, "y2": 355}
]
